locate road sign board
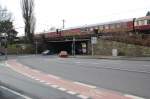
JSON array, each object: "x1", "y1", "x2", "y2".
[{"x1": 91, "y1": 37, "x2": 97, "y2": 44}]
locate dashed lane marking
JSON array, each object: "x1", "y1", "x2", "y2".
[
  {"x1": 48, "y1": 74, "x2": 60, "y2": 79},
  {"x1": 92, "y1": 63, "x2": 99, "y2": 64},
  {"x1": 32, "y1": 69, "x2": 40, "y2": 73},
  {"x1": 67, "y1": 91, "x2": 77, "y2": 95},
  {"x1": 51, "y1": 85, "x2": 59, "y2": 88},
  {"x1": 58, "y1": 87, "x2": 67, "y2": 91},
  {"x1": 75, "y1": 62, "x2": 82, "y2": 64},
  {"x1": 39, "y1": 80, "x2": 46, "y2": 83},
  {"x1": 124, "y1": 94, "x2": 145, "y2": 99},
  {"x1": 24, "y1": 67, "x2": 29, "y2": 69},
  {"x1": 74, "y1": 82, "x2": 96, "y2": 89},
  {"x1": 30, "y1": 76, "x2": 35, "y2": 79},
  {"x1": 0, "y1": 86, "x2": 32, "y2": 99},
  {"x1": 35, "y1": 78, "x2": 40, "y2": 81},
  {"x1": 45, "y1": 83, "x2": 51, "y2": 85},
  {"x1": 77, "y1": 94, "x2": 90, "y2": 99}
]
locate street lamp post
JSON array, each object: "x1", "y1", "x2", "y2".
[
  {"x1": 4, "y1": 33, "x2": 7, "y2": 60},
  {"x1": 1, "y1": 33, "x2": 8, "y2": 60},
  {"x1": 72, "y1": 37, "x2": 76, "y2": 56},
  {"x1": 35, "y1": 40, "x2": 38, "y2": 55},
  {"x1": 62, "y1": 19, "x2": 65, "y2": 29}
]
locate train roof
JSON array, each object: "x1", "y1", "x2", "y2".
[
  {"x1": 135, "y1": 16, "x2": 150, "y2": 20},
  {"x1": 62, "y1": 18, "x2": 133, "y2": 30}
]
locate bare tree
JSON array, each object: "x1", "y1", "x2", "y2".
[
  {"x1": 21, "y1": 0, "x2": 36, "y2": 43},
  {"x1": 0, "y1": 6, "x2": 11, "y2": 22}
]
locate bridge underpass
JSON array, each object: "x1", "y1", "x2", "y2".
[{"x1": 47, "y1": 40, "x2": 88, "y2": 55}]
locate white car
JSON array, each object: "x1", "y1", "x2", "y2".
[{"x1": 42, "y1": 50, "x2": 53, "y2": 55}]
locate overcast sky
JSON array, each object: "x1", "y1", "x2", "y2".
[{"x1": 0, "y1": 0, "x2": 150, "y2": 36}]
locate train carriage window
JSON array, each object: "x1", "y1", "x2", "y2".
[
  {"x1": 80, "y1": 28, "x2": 85, "y2": 32},
  {"x1": 147, "y1": 20, "x2": 150, "y2": 24},
  {"x1": 90, "y1": 27, "x2": 93, "y2": 31},
  {"x1": 105, "y1": 25, "x2": 109, "y2": 29},
  {"x1": 122, "y1": 22, "x2": 127, "y2": 28},
  {"x1": 110, "y1": 24, "x2": 115, "y2": 29},
  {"x1": 138, "y1": 21, "x2": 141, "y2": 25},
  {"x1": 99, "y1": 25, "x2": 104, "y2": 30},
  {"x1": 94, "y1": 27, "x2": 98, "y2": 30},
  {"x1": 138, "y1": 20, "x2": 144, "y2": 26},
  {"x1": 116, "y1": 23, "x2": 121, "y2": 28},
  {"x1": 144, "y1": 20, "x2": 147, "y2": 25},
  {"x1": 134, "y1": 21, "x2": 138, "y2": 26}
]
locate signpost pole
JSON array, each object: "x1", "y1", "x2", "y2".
[
  {"x1": 73, "y1": 37, "x2": 75, "y2": 56},
  {"x1": 4, "y1": 33, "x2": 8, "y2": 60},
  {"x1": 91, "y1": 37, "x2": 97, "y2": 56},
  {"x1": 35, "y1": 41, "x2": 38, "y2": 55},
  {"x1": 91, "y1": 43, "x2": 94, "y2": 56}
]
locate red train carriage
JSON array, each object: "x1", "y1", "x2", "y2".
[
  {"x1": 77, "y1": 18, "x2": 134, "y2": 36},
  {"x1": 37, "y1": 16, "x2": 150, "y2": 40},
  {"x1": 134, "y1": 16, "x2": 150, "y2": 32},
  {"x1": 61, "y1": 28, "x2": 81, "y2": 37},
  {"x1": 97, "y1": 19, "x2": 134, "y2": 33}
]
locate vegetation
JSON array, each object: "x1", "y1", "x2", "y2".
[
  {"x1": 0, "y1": 6, "x2": 18, "y2": 44},
  {"x1": 21, "y1": 0, "x2": 36, "y2": 44},
  {"x1": 146, "y1": 11, "x2": 150, "y2": 16},
  {"x1": 7, "y1": 43, "x2": 35, "y2": 54}
]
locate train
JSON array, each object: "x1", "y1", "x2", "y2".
[{"x1": 35, "y1": 16, "x2": 150, "y2": 40}]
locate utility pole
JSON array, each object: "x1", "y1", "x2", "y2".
[
  {"x1": 91, "y1": 37, "x2": 97, "y2": 56},
  {"x1": 62, "y1": 19, "x2": 65, "y2": 29},
  {"x1": 72, "y1": 37, "x2": 76, "y2": 56},
  {"x1": 4, "y1": 33, "x2": 8, "y2": 60},
  {"x1": 91, "y1": 43, "x2": 94, "y2": 56},
  {"x1": 35, "y1": 40, "x2": 38, "y2": 55}
]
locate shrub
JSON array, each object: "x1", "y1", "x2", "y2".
[{"x1": 7, "y1": 44, "x2": 35, "y2": 54}]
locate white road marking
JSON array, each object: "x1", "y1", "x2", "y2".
[
  {"x1": 51, "y1": 85, "x2": 59, "y2": 88},
  {"x1": 30, "y1": 76, "x2": 35, "y2": 79},
  {"x1": 77, "y1": 95, "x2": 89, "y2": 99},
  {"x1": 0, "y1": 62, "x2": 6, "y2": 66},
  {"x1": 74, "y1": 82, "x2": 96, "y2": 89},
  {"x1": 58, "y1": 87, "x2": 67, "y2": 91},
  {"x1": 0, "y1": 86, "x2": 32, "y2": 99},
  {"x1": 48, "y1": 74, "x2": 60, "y2": 79},
  {"x1": 45, "y1": 83, "x2": 51, "y2": 85},
  {"x1": 92, "y1": 63, "x2": 99, "y2": 64},
  {"x1": 76, "y1": 62, "x2": 81, "y2": 64},
  {"x1": 19, "y1": 56, "x2": 29, "y2": 58},
  {"x1": 124, "y1": 94, "x2": 145, "y2": 99},
  {"x1": 24, "y1": 67, "x2": 29, "y2": 69},
  {"x1": 143, "y1": 65, "x2": 150, "y2": 67},
  {"x1": 39, "y1": 80, "x2": 45, "y2": 83},
  {"x1": 67, "y1": 91, "x2": 77, "y2": 95},
  {"x1": 35, "y1": 78, "x2": 40, "y2": 81},
  {"x1": 32, "y1": 69, "x2": 40, "y2": 73},
  {"x1": 23, "y1": 73, "x2": 31, "y2": 77}
]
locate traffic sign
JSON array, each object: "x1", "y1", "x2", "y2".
[{"x1": 91, "y1": 37, "x2": 97, "y2": 44}]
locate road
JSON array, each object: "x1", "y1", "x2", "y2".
[
  {"x1": 0, "y1": 85, "x2": 26, "y2": 99},
  {"x1": 16, "y1": 55, "x2": 150, "y2": 99},
  {"x1": 0, "y1": 61, "x2": 81, "y2": 99}
]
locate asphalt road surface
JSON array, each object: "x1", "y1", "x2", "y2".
[
  {"x1": 0, "y1": 61, "x2": 81, "y2": 99},
  {"x1": 17, "y1": 55, "x2": 150, "y2": 99},
  {"x1": 0, "y1": 86, "x2": 26, "y2": 99}
]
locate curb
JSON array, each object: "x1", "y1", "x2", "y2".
[{"x1": 69, "y1": 56, "x2": 150, "y2": 61}]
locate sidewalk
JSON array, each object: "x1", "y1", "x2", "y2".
[{"x1": 70, "y1": 55, "x2": 150, "y2": 61}]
